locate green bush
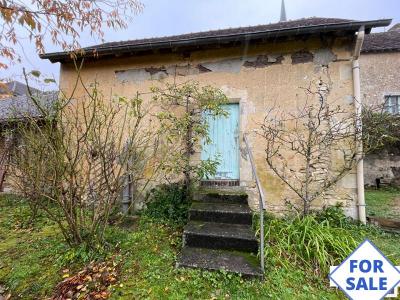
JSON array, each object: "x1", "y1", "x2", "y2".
[
  {"x1": 315, "y1": 204, "x2": 355, "y2": 228},
  {"x1": 260, "y1": 207, "x2": 359, "y2": 274},
  {"x1": 142, "y1": 183, "x2": 190, "y2": 225}
]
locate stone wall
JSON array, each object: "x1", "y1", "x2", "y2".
[
  {"x1": 59, "y1": 35, "x2": 359, "y2": 218},
  {"x1": 364, "y1": 150, "x2": 400, "y2": 187},
  {"x1": 360, "y1": 52, "x2": 400, "y2": 107},
  {"x1": 360, "y1": 52, "x2": 400, "y2": 186}
]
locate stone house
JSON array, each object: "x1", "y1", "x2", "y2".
[
  {"x1": 41, "y1": 17, "x2": 392, "y2": 276},
  {"x1": 41, "y1": 17, "x2": 391, "y2": 220},
  {"x1": 361, "y1": 23, "x2": 400, "y2": 187}
]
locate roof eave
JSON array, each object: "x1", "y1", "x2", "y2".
[{"x1": 41, "y1": 19, "x2": 392, "y2": 63}]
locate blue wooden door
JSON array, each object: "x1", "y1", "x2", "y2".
[{"x1": 201, "y1": 103, "x2": 239, "y2": 180}]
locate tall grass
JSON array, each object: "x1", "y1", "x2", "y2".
[{"x1": 259, "y1": 207, "x2": 359, "y2": 274}]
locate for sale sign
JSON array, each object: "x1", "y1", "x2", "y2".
[{"x1": 329, "y1": 239, "x2": 400, "y2": 300}]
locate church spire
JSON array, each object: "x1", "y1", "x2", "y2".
[{"x1": 280, "y1": 0, "x2": 287, "y2": 22}]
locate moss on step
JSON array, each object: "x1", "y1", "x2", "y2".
[
  {"x1": 214, "y1": 249, "x2": 260, "y2": 269},
  {"x1": 177, "y1": 246, "x2": 263, "y2": 278},
  {"x1": 196, "y1": 187, "x2": 248, "y2": 197}
]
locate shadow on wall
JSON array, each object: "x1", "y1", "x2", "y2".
[{"x1": 364, "y1": 145, "x2": 400, "y2": 188}]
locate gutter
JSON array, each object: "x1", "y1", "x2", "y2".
[
  {"x1": 40, "y1": 19, "x2": 391, "y2": 63},
  {"x1": 352, "y1": 26, "x2": 366, "y2": 224}
]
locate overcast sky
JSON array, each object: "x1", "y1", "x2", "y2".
[{"x1": 3, "y1": 0, "x2": 399, "y2": 85}]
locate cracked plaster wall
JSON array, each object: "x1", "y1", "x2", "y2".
[{"x1": 60, "y1": 36, "x2": 358, "y2": 218}]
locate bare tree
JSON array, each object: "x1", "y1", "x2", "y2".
[
  {"x1": 260, "y1": 76, "x2": 400, "y2": 215},
  {"x1": 9, "y1": 76, "x2": 160, "y2": 247},
  {"x1": 261, "y1": 79, "x2": 360, "y2": 215}
]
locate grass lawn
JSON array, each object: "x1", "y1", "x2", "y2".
[
  {"x1": 365, "y1": 187, "x2": 400, "y2": 220},
  {"x1": 1, "y1": 194, "x2": 400, "y2": 299}
]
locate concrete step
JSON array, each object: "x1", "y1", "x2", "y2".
[
  {"x1": 178, "y1": 189, "x2": 262, "y2": 278},
  {"x1": 183, "y1": 221, "x2": 258, "y2": 253},
  {"x1": 176, "y1": 247, "x2": 263, "y2": 279},
  {"x1": 189, "y1": 201, "x2": 253, "y2": 225},
  {"x1": 193, "y1": 189, "x2": 248, "y2": 204}
]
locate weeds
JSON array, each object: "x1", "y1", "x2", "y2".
[
  {"x1": 260, "y1": 207, "x2": 359, "y2": 274},
  {"x1": 142, "y1": 183, "x2": 190, "y2": 226},
  {"x1": 2, "y1": 194, "x2": 399, "y2": 299}
]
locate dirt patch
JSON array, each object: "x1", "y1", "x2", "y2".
[
  {"x1": 368, "y1": 196, "x2": 400, "y2": 230},
  {"x1": 109, "y1": 215, "x2": 139, "y2": 231},
  {"x1": 368, "y1": 216, "x2": 400, "y2": 230},
  {"x1": 392, "y1": 196, "x2": 400, "y2": 217}
]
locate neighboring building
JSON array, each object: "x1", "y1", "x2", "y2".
[
  {"x1": 41, "y1": 18, "x2": 390, "y2": 219},
  {"x1": 0, "y1": 81, "x2": 56, "y2": 191},
  {"x1": 361, "y1": 23, "x2": 400, "y2": 187},
  {"x1": 0, "y1": 81, "x2": 40, "y2": 99}
]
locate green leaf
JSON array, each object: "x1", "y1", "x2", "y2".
[{"x1": 30, "y1": 70, "x2": 41, "y2": 77}]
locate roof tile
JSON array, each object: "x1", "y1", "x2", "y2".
[
  {"x1": 41, "y1": 17, "x2": 391, "y2": 62},
  {"x1": 362, "y1": 30, "x2": 400, "y2": 53}
]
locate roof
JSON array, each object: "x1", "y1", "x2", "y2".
[
  {"x1": 0, "y1": 92, "x2": 58, "y2": 123},
  {"x1": 41, "y1": 17, "x2": 391, "y2": 63},
  {"x1": 0, "y1": 81, "x2": 40, "y2": 97},
  {"x1": 362, "y1": 23, "x2": 400, "y2": 53},
  {"x1": 0, "y1": 81, "x2": 56, "y2": 122}
]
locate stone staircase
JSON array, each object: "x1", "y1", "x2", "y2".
[{"x1": 176, "y1": 189, "x2": 263, "y2": 278}]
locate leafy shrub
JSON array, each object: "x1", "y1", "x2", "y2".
[
  {"x1": 315, "y1": 204, "x2": 383, "y2": 236},
  {"x1": 362, "y1": 108, "x2": 400, "y2": 153},
  {"x1": 260, "y1": 207, "x2": 359, "y2": 274},
  {"x1": 315, "y1": 204, "x2": 355, "y2": 228},
  {"x1": 142, "y1": 183, "x2": 189, "y2": 225}
]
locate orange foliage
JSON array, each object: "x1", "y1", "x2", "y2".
[{"x1": 0, "y1": 0, "x2": 143, "y2": 68}]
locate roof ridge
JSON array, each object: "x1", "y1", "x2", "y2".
[
  {"x1": 91, "y1": 17, "x2": 356, "y2": 49},
  {"x1": 41, "y1": 17, "x2": 392, "y2": 62}
]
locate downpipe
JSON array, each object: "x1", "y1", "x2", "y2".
[{"x1": 352, "y1": 26, "x2": 366, "y2": 224}]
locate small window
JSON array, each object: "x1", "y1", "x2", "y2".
[{"x1": 384, "y1": 95, "x2": 400, "y2": 114}]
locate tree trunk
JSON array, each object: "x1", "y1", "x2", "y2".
[{"x1": 183, "y1": 98, "x2": 193, "y2": 198}]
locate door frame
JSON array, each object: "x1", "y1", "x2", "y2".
[{"x1": 201, "y1": 99, "x2": 241, "y2": 186}]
